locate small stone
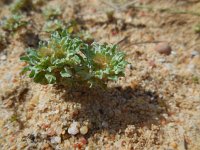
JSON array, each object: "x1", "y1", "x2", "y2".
[
  {"x1": 50, "y1": 136, "x2": 61, "y2": 144},
  {"x1": 191, "y1": 50, "x2": 199, "y2": 58},
  {"x1": 0, "y1": 55, "x2": 7, "y2": 60},
  {"x1": 71, "y1": 109, "x2": 79, "y2": 118},
  {"x1": 68, "y1": 122, "x2": 80, "y2": 135},
  {"x1": 42, "y1": 143, "x2": 51, "y2": 149},
  {"x1": 155, "y1": 42, "x2": 172, "y2": 55},
  {"x1": 47, "y1": 129, "x2": 56, "y2": 136},
  {"x1": 158, "y1": 58, "x2": 166, "y2": 63},
  {"x1": 79, "y1": 137, "x2": 87, "y2": 145},
  {"x1": 170, "y1": 142, "x2": 178, "y2": 149},
  {"x1": 148, "y1": 60, "x2": 156, "y2": 68},
  {"x1": 102, "y1": 121, "x2": 108, "y2": 128},
  {"x1": 55, "y1": 127, "x2": 63, "y2": 135},
  {"x1": 61, "y1": 130, "x2": 66, "y2": 135},
  {"x1": 73, "y1": 143, "x2": 82, "y2": 149},
  {"x1": 80, "y1": 126, "x2": 88, "y2": 135},
  {"x1": 41, "y1": 123, "x2": 50, "y2": 129},
  {"x1": 127, "y1": 64, "x2": 133, "y2": 70}
]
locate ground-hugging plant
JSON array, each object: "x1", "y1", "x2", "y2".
[
  {"x1": 0, "y1": 33, "x2": 7, "y2": 50},
  {"x1": 43, "y1": 20, "x2": 65, "y2": 32},
  {"x1": 10, "y1": 0, "x2": 33, "y2": 13},
  {"x1": 42, "y1": 7, "x2": 61, "y2": 20},
  {"x1": 1, "y1": 14, "x2": 27, "y2": 32},
  {"x1": 194, "y1": 24, "x2": 200, "y2": 33},
  {"x1": 20, "y1": 30, "x2": 128, "y2": 88}
]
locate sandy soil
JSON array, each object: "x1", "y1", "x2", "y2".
[{"x1": 0, "y1": 0, "x2": 200, "y2": 149}]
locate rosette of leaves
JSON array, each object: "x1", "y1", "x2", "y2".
[
  {"x1": 91, "y1": 42, "x2": 127, "y2": 82},
  {"x1": 43, "y1": 20, "x2": 65, "y2": 32},
  {"x1": 10, "y1": 0, "x2": 33, "y2": 13},
  {"x1": 32, "y1": 0, "x2": 47, "y2": 6},
  {"x1": 194, "y1": 24, "x2": 200, "y2": 33},
  {"x1": 1, "y1": 14, "x2": 27, "y2": 32},
  {"x1": 76, "y1": 30, "x2": 94, "y2": 44},
  {"x1": 42, "y1": 7, "x2": 61, "y2": 20},
  {"x1": 0, "y1": 33, "x2": 7, "y2": 50},
  {"x1": 20, "y1": 30, "x2": 127, "y2": 88}
]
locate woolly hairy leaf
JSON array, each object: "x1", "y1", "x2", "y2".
[
  {"x1": 45, "y1": 74, "x2": 56, "y2": 84},
  {"x1": 10, "y1": 0, "x2": 33, "y2": 13},
  {"x1": 60, "y1": 68, "x2": 72, "y2": 78},
  {"x1": 2, "y1": 14, "x2": 27, "y2": 32},
  {"x1": 20, "y1": 30, "x2": 128, "y2": 87}
]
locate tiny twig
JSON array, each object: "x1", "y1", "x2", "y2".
[
  {"x1": 120, "y1": 0, "x2": 138, "y2": 10},
  {"x1": 101, "y1": 0, "x2": 200, "y2": 17},
  {"x1": 100, "y1": 0, "x2": 138, "y2": 11},
  {"x1": 122, "y1": 40, "x2": 164, "y2": 49},
  {"x1": 134, "y1": 5, "x2": 200, "y2": 17},
  {"x1": 100, "y1": 0, "x2": 119, "y2": 10},
  {"x1": 115, "y1": 35, "x2": 130, "y2": 45}
]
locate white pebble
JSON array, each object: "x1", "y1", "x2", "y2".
[
  {"x1": 68, "y1": 122, "x2": 80, "y2": 135},
  {"x1": 191, "y1": 50, "x2": 199, "y2": 58},
  {"x1": 0, "y1": 55, "x2": 6, "y2": 60},
  {"x1": 102, "y1": 121, "x2": 108, "y2": 128},
  {"x1": 50, "y1": 136, "x2": 61, "y2": 144}
]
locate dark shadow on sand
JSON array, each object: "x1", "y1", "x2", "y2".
[{"x1": 60, "y1": 85, "x2": 168, "y2": 137}]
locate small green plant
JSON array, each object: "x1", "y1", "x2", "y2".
[
  {"x1": 10, "y1": 0, "x2": 33, "y2": 13},
  {"x1": 194, "y1": 24, "x2": 200, "y2": 33},
  {"x1": 43, "y1": 20, "x2": 65, "y2": 32},
  {"x1": 0, "y1": 33, "x2": 7, "y2": 50},
  {"x1": 76, "y1": 30, "x2": 94, "y2": 44},
  {"x1": 42, "y1": 7, "x2": 61, "y2": 20},
  {"x1": 32, "y1": 0, "x2": 46, "y2": 6},
  {"x1": 43, "y1": 20, "x2": 93, "y2": 44},
  {"x1": 192, "y1": 76, "x2": 199, "y2": 84},
  {"x1": 20, "y1": 30, "x2": 127, "y2": 88},
  {"x1": 1, "y1": 14, "x2": 28, "y2": 32},
  {"x1": 10, "y1": 114, "x2": 19, "y2": 122},
  {"x1": 65, "y1": 20, "x2": 80, "y2": 34}
]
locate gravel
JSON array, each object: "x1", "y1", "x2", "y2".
[{"x1": 155, "y1": 42, "x2": 172, "y2": 55}]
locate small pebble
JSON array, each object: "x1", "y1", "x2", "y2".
[
  {"x1": 102, "y1": 121, "x2": 109, "y2": 128},
  {"x1": 55, "y1": 127, "x2": 63, "y2": 135},
  {"x1": 148, "y1": 60, "x2": 156, "y2": 68},
  {"x1": 47, "y1": 129, "x2": 56, "y2": 136},
  {"x1": 50, "y1": 136, "x2": 61, "y2": 144},
  {"x1": 79, "y1": 137, "x2": 87, "y2": 145},
  {"x1": 127, "y1": 64, "x2": 133, "y2": 70},
  {"x1": 80, "y1": 126, "x2": 88, "y2": 135},
  {"x1": 155, "y1": 42, "x2": 172, "y2": 55},
  {"x1": 158, "y1": 58, "x2": 166, "y2": 63},
  {"x1": 191, "y1": 50, "x2": 199, "y2": 58},
  {"x1": 68, "y1": 122, "x2": 80, "y2": 135},
  {"x1": 42, "y1": 143, "x2": 51, "y2": 149},
  {"x1": 170, "y1": 142, "x2": 178, "y2": 149},
  {"x1": 0, "y1": 55, "x2": 6, "y2": 60}
]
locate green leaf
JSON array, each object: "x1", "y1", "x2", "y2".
[
  {"x1": 20, "y1": 66, "x2": 30, "y2": 74},
  {"x1": 45, "y1": 74, "x2": 56, "y2": 84},
  {"x1": 29, "y1": 68, "x2": 38, "y2": 78},
  {"x1": 20, "y1": 56, "x2": 30, "y2": 62},
  {"x1": 33, "y1": 72, "x2": 46, "y2": 84},
  {"x1": 60, "y1": 68, "x2": 72, "y2": 78},
  {"x1": 47, "y1": 66, "x2": 55, "y2": 72}
]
